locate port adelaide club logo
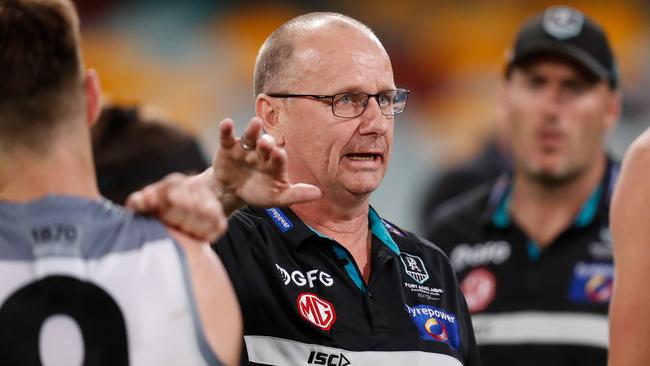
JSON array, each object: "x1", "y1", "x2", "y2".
[
  {"x1": 400, "y1": 253, "x2": 429, "y2": 284},
  {"x1": 297, "y1": 293, "x2": 336, "y2": 330}
]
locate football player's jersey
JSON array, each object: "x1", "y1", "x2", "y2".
[{"x1": 0, "y1": 195, "x2": 223, "y2": 366}]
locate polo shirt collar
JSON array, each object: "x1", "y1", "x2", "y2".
[
  {"x1": 485, "y1": 157, "x2": 618, "y2": 230},
  {"x1": 253, "y1": 206, "x2": 400, "y2": 255}
]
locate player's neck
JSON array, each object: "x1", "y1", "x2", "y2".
[
  {"x1": 0, "y1": 139, "x2": 100, "y2": 203},
  {"x1": 511, "y1": 155, "x2": 606, "y2": 247}
]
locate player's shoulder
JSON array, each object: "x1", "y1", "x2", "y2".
[
  {"x1": 215, "y1": 206, "x2": 281, "y2": 250},
  {"x1": 615, "y1": 128, "x2": 650, "y2": 195},
  {"x1": 625, "y1": 128, "x2": 650, "y2": 165},
  {"x1": 612, "y1": 129, "x2": 650, "y2": 218},
  {"x1": 377, "y1": 216, "x2": 451, "y2": 263},
  {"x1": 427, "y1": 183, "x2": 492, "y2": 232},
  {"x1": 88, "y1": 199, "x2": 174, "y2": 255},
  {"x1": 224, "y1": 206, "x2": 272, "y2": 238},
  {"x1": 229, "y1": 206, "x2": 263, "y2": 226},
  {"x1": 104, "y1": 200, "x2": 168, "y2": 236},
  {"x1": 0, "y1": 196, "x2": 175, "y2": 258}
]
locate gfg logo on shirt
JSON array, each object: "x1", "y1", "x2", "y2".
[{"x1": 276, "y1": 264, "x2": 334, "y2": 288}]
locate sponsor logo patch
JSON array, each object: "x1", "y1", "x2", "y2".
[
  {"x1": 406, "y1": 304, "x2": 460, "y2": 351},
  {"x1": 400, "y1": 253, "x2": 429, "y2": 284},
  {"x1": 276, "y1": 264, "x2": 334, "y2": 288},
  {"x1": 264, "y1": 208, "x2": 293, "y2": 232},
  {"x1": 569, "y1": 262, "x2": 614, "y2": 304},
  {"x1": 297, "y1": 293, "x2": 336, "y2": 330},
  {"x1": 307, "y1": 351, "x2": 351, "y2": 366},
  {"x1": 460, "y1": 268, "x2": 496, "y2": 313},
  {"x1": 449, "y1": 241, "x2": 511, "y2": 272}
]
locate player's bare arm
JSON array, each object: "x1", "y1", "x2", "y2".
[
  {"x1": 609, "y1": 129, "x2": 650, "y2": 366},
  {"x1": 169, "y1": 228, "x2": 242, "y2": 366}
]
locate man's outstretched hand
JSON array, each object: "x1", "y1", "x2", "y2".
[
  {"x1": 213, "y1": 117, "x2": 321, "y2": 215},
  {"x1": 126, "y1": 117, "x2": 321, "y2": 242}
]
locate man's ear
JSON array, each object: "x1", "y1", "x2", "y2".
[
  {"x1": 84, "y1": 69, "x2": 102, "y2": 127},
  {"x1": 498, "y1": 76, "x2": 514, "y2": 124},
  {"x1": 256, "y1": 94, "x2": 284, "y2": 145},
  {"x1": 604, "y1": 89, "x2": 622, "y2": 131}
]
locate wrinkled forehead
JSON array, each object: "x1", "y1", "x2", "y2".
[{"x1": 290, "y1": 25, "x2": 395, "y2": 93}]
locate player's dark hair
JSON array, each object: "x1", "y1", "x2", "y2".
[{"x1": 0, "y1": 0, "x2": 84, "y2": 152}]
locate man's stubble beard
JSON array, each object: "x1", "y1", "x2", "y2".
[{"x1": 522, "y1": 160, "x2": 587, "y2": 188}]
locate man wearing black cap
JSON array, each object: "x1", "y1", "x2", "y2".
[{"x1": 426, "y1": 6, "x2": 620, "y2": 366}]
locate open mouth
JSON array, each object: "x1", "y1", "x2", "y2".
[{"x1": 344, "y1": 153, "x2": 382, "y2": 161}]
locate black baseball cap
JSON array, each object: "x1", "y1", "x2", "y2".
[{"x1": 506, "y1": 6, "x2": 618, "y2": 88}]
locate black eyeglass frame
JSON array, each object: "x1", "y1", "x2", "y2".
[{"x1": 266, "y1": 88, "x2": 410, "y2": 118}]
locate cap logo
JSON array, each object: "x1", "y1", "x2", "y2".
[{"x1": 543, "y1": 6, "x2": 584, "y2": 40}]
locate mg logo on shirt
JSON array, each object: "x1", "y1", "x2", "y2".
[
  {"x1": 400, "y1": 253, "x2": 429, "y2": 284},
  {"x1": 296, "y1": 293, "x2": 336, "y2": 331}
]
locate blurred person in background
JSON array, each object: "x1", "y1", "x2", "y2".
[
  {"x1": 609, "y1": 128, "x2": 650, "y2": 366},
  {"x1": 426, "y1": 6, "x2": 620, "y2": 366},
  {"x1": 92, "y1": 104, "x2": 209, "y2": 204},
  {"x1": 419, "y1": 133, "x2": 510, "y2": 232},
  {"x1": 0, "y1": 1, "x2": 243, "y2": 364},
  {"x1": 129, "y1": 11, "x2": 481, "y2": 366}
]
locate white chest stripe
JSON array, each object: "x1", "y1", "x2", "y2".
[
  {"x1": 472, "y1": 311, "x2": 608, "y2": 348},
  {"x1": 244, "y1": 335, "x2": 464, "y2": 366}
]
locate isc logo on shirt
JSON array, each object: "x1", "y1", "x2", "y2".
[
  {"x1": 307, "y1": 351, "x2": 350, "y2": 366},
  {"x1": 296, "y1": 293, "x2": 336, "y2": 330}
]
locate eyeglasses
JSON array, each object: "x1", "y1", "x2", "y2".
[{"x1": 267, "y1": 88, "x2": 410, "y2": 118}]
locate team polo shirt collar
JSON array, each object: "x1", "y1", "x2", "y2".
[
  {"x1": 485, "y1": 157, "x2": 618, "y2": 230},
  {"x1": 254, "y1": 206, "x2": 400, "y2": 255},
  {"x1": 255, "y1": 206, "x2": 400, "y2": 294},
  {"x1": 368, "y1": 207, "x2": 401, "y2": 255}
]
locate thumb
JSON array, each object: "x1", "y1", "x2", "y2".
[{"x1": 275, "y1": 184, "x2": 322, "y2": 206}]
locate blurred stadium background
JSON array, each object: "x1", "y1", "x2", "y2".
[{"x1": 74, "y1": 0, "x2": 650, "y2": 234}]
